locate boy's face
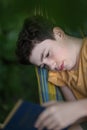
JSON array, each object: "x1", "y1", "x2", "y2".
[{"x1": 29, "y1": 39, "x2": 77, "y2": 71}]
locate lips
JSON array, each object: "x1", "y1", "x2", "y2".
[{"x1": 59, "y1": 62, "x2": 64, "y2": 71}]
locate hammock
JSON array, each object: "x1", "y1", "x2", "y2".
[{"x1": 35, "y1": 67, "x2": 64, "y2": 104}]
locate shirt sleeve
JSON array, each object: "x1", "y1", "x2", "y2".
[{"x1": 48, "y1": 71, "x2": 68, "y2": 87}]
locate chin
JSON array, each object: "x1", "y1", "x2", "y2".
[
  {"x1": 71, "y1": 64, "x2": 77, "y2": 70},
  {"x1": 65, "y1": 66, "x2": 73, "y2": 71},
  {"x1": 65, "y1": 63, "x2": 75, "y2": 70}
]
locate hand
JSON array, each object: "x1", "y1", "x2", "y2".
[
  {"x1": 34, "y1": 101, "x2": 82, "y2": 130},
  {"x1": 41, "y1": 100, "x2": 57, "y2": 107}
]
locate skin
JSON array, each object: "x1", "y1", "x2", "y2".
[
  {"x1": 30, "y1": 27, "x2": 87, "y2": 130},
  {"x1": 34, "y1": 100, "x2": 86, "y2": 130}
]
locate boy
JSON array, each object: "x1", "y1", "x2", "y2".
[{"x1": 16, "y1": 15, "x2": 87, "y2": 130}]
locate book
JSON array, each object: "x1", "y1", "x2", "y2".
[{"x1": 0, "y1": 100, "x2": 68, "y2": 130}]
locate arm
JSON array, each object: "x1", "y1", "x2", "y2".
[
  {"x1": 35, "y1": 98, "x2": 87, "y2": 130},
  {"x1": 60, "y1": 86, "x2": 87, "y2": 122},
  {"x1": 60, "y1": 86, "x2": 83, "y2": 130},
  {"x1": 60, "y1": 86, "x2": 76, "y2": 101}
]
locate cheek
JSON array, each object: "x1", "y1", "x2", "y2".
[
  {"x1": 54, "y1": 50, "x2": 62, "y2": 58},
  {"x1": 54, "y1": 51, "x2": 67, "y2": 62},
  {"x1": 51, "y1": 48, "x2": 67, "y2": 62},
  {"x1": 50, "y1": 52, "x2": 59, "y2": 63}
]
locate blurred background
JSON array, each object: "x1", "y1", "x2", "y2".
[{"x1": 0, "y1": 0, "x2": 87, "y2": 123}]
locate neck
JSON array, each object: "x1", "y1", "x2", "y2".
[
  {"x1": 65, "y1": 35, "x2": 83, "y2": 70},
  {"x1": 64, "y1": 34, "x2": 83, "y2": 45}
]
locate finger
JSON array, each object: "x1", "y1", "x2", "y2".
[
  {"x1": 34, "y1": 108, "x2": 51, "y2": 128},
  {"x1": 46, "y1": 121, "x2": 60, "y2": 130},
  {"x1": 35, "y1": 105, "x2": 57, "y2": 128},
  {"x1": 37, "y1": 117, "x2": 55, "y2": 130},
  {"x1": 42, "y1": 101, "x2": 57, "y2": 107},
  {"x1": 54, "y1": 125, "x2": 62, "y2": 130}
]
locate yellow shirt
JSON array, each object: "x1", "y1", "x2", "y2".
[{"x1": 48, "y1": 38, "x2": 87, "y2": 100}]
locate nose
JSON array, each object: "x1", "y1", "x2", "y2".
[{"x1": 43, "y1": 59, "x2": 56, "y2": 70}]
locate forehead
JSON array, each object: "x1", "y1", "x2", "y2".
[{"x1": 29, "y1": 39, "x2": 55, "y2": 65}]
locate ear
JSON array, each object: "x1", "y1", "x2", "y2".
[{"x1": 53, "y1": 27, "x2": 64, "y2": 40}]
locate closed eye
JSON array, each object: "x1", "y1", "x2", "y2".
[{"x1": 45, "y1": 52, "x2": 49, "y2": 58}]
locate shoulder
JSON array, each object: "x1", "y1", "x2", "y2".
[{"x1": 80, "y1": 37, "x2": 87, "y2": 58}]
